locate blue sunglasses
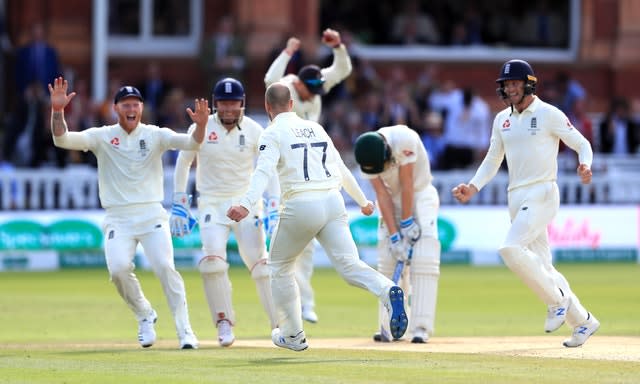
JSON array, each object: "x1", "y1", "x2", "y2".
[{"x1": 304, "y1": 78, "x2": 325, "y2": 87}]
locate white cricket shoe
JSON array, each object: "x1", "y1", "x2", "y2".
[
  {"x1": 563, "y1": 313, "x2": 600, "y2": 348},
  {"x1": 302, "y1": 307, "x2": 318, "y2": 323},
  {"x1": 217, "y1": 320, "x2": 235, "y2": 347},
  {"x1": 545, "y1": 296, "x2": 570, "y2": 333},
  {"x1": 179, "y1": 329, "x2": 199, "y2": 350},
  {"x1": 271, "y1": 328, "x2": 308, "y2": 351},
  {"x1": 138, "y1": 309, "x2": 157, "y2": 348},
  {"x1": 411, "y1": 327, "x2": 429, "y2": 344}
]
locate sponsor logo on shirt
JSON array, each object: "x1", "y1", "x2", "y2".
[
  {"x1": 259, "y1": 145, "x2": 266, "y2": 151},
  {"x1": 566, "y1": 118, "x2": 574, "y2": 130},
  {"x1": 529, "y1": 117, "x2": 540, "y2": 135},
  {"x1": 207, "y1": 131, "x2": 218, "y2": 143},
  {"x1": 138, "y1": 139, "x2": 149, "y2": 157},
  {"x1": 110, "y1": 137, "x2": 120, "y2": 146},
  {"x1": 238, "y1": 134, "x2": 246, "y2": 152},
  {"x1": 502, "y1": 119, "x2": 511, "y2": 131}
]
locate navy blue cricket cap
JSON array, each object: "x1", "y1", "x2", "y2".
[
  {"x1": 298, "y1": 65, "x2": 326, "y2": 95},
  {"x1": 114, "y1": 86, "x2": 144, "y2": 104}
]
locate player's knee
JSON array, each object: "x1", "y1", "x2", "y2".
[
  {"x1": 250, "y1": 258, "x2": 270, "y2": 280},
  {"x1": 376, "y1": 254, "x2": 396, "y2": 277},
  {"x1": 107, "y1": 259, "x2": 133, "y2": 279},
  {"x1": 498, "y1": 245, "x2": 521, "y2": 267},
  {"x1": 198, "y1": 255, "x2": 228, "y2": 275}
]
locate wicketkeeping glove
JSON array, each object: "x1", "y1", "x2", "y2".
[
  {"x1": 400, "y1": 216, "x2": 421, "y2": 246},
  {"x1": 263, "y1": 196, "x2": 280, "y2": 238},
  {"x1": 389, "y1": 232, "x2": 407, "y2": 261},
  {"x1": 169, "y1": 192, "x2": 197, "y2": 238}
]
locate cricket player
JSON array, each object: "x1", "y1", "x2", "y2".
[
  {"x1": 452, "y1": 59, "x2": 600, "y2": 347},
  {"x1": 170, "y1": 77, "x2": 278, "y2": 347},
  {"x1": 227, "y1": 83, "x2": 408, "y2": 351},
  {"x1": 354, "y1": 125, "x2": 441, "y2": 343},
  {"x1": 49, "y1": 77, "x2": 208, "y2": 349},
  {"x1": 264, "y1": 28, "x2": 352, "y2": 323}
]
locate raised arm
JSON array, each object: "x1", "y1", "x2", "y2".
[
  {"x1": 48, "y1": 77, "x2": 77, "y2": 137},
  {"x1": 264, "y1": 37, "x2": 300, "y2": 87},
  {"x1": 186, "y1": 98, "x2": 210, "y2": 144},
  {"x1": 320, "y1": 29, "x2": 352, "y2": 90}
]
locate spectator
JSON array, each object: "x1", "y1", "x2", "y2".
[
  {"x1": 598, "y1": 97, "x2": 639, "y2": 154},
  {"x1": 15, "y1": 23, "x2": 60, "y2": 96},
  {"x1": 521, "y1": 0, "x2": 567, "y2": 47},
  {"x1": 157, "y1": 88, "x2": 191, "y2": 166},
  {"x1": 137, "y1": 61, "x2": 171, "y2": 123},
  {"x1": 65, "y1": 78, "x2": 97, "y2": 165},
  {"x1": 554, "y1": 71, "x2": 587, "y2": 122},
  {"x1": 428, "y1": 79, "x2": 464, "y2": 151},
  {"x1": 568, "y1": 98, "x2": 593, "y2": 145},
  {"x1": 420, "y1": 110, "x2": 447, "y2": 170},
  {"x1": 442, "y1": 87, "x2": 491, "y2": 168},
  {"x1": 359, "y1": 90, "x2": 387, "y2": 132},
  {"x1": 0, "y1": 0, "x2": 12, "y2": 117},
  {"x1": 390, "y1": 0, "x2": 440, "y2": 45},
  {"x1": 6, "y1": 81, "x2": 64, "y2": 167},
  {"x1": 199, "y1": 15, "x2": 246, "y2": 88},
  {"x1": 382, "y1": 68, "x2": 421, "y2": 128}
]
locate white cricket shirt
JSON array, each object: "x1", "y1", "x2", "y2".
[
  {"x1": 470, "y1": 96, "x2": 593, "y2": 192},
  {"x1": 264, "y1": 45, "x2": 352, "y2": 122},
  {"x1": 239, "y1": 112, "x2": 367, "y2": 209},
  {"x1": 361, "y1": 125, "x2": 433, "y2": 207},
  {"x1": 174, "y1": 114, "x2": 278, "y2": 201},
  {"x1": 53, "y1": 123, "x2": 199, "y2": 208}
]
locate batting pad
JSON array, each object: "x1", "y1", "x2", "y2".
[
  {"x1": 199, "y1": 256, "x2": 235, "y2": 325},
  {"x1": 251, "y1": 260, "x2": 278, "y2": 329},
  {"x1": 409, "y1": 237, "x2": 440, "y2": 335}
]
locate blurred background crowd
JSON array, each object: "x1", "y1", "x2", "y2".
[{"x1": 0, "y1": 0, "x2": 638, "y2": 174}]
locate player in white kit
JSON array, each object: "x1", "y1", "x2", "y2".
[
  {"x1": 264, "y1": 28, "x2": 352, "y2": 323},
  {"x1": 354, "y1": 125, "x2": 441, "y2": 343},
  {"x1": 452, "y1": 60, "x2": 600, "y2": 347},
  {"x1": 49, "y1": 77, "x2": 208, "y2": 349},
  {"x1": 170, "y1": 77, "x2": 278, "y2": 347},
  {"x1": 227, "y1": 83, "x2": 407, "y2": 351}
]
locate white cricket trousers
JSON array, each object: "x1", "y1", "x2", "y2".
[
  {"x1": 103, "y1": 203, "x2": 192, "y2": 333},
  {"x1": 502, "y1": 181, "x2": 589, "y2": 327},
  {"x1": 269, "y1": 189, "x2": 394, "y2": 337}
]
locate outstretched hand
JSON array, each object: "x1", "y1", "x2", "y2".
[
  {"x1": 48, "y1": 77, "x2": 76, "y2": 112},
  {"x1": 452, "y1": 183, "x2": 478, "y2": 204},
  {"x1": 186, "y1": 98, "x2": 210, "y2": 126}
]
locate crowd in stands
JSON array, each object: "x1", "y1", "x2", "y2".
[
  {"x1": 1, "y1": 3, "x2": 639, "y2": 174},
  {"x1": 321, "y1": 0, "x2": 569, "y2": 48}
]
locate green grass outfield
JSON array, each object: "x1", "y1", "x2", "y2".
[{"x1": 1, "y1": 263, "x2": 639, "y2": 383}]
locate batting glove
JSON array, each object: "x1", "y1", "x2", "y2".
[
  {"x1": 264, "y1": 196, "x2": 280, "y2": 238},
  {"x1": 389, "y1": 232, "x2": 407, "y2": 262},
  {"x1": 169, "y1": 192, "x2": 197, "y2": 238},
  {"x1": 400, "y1": 216, "x2": 421, "y2": 246}
]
